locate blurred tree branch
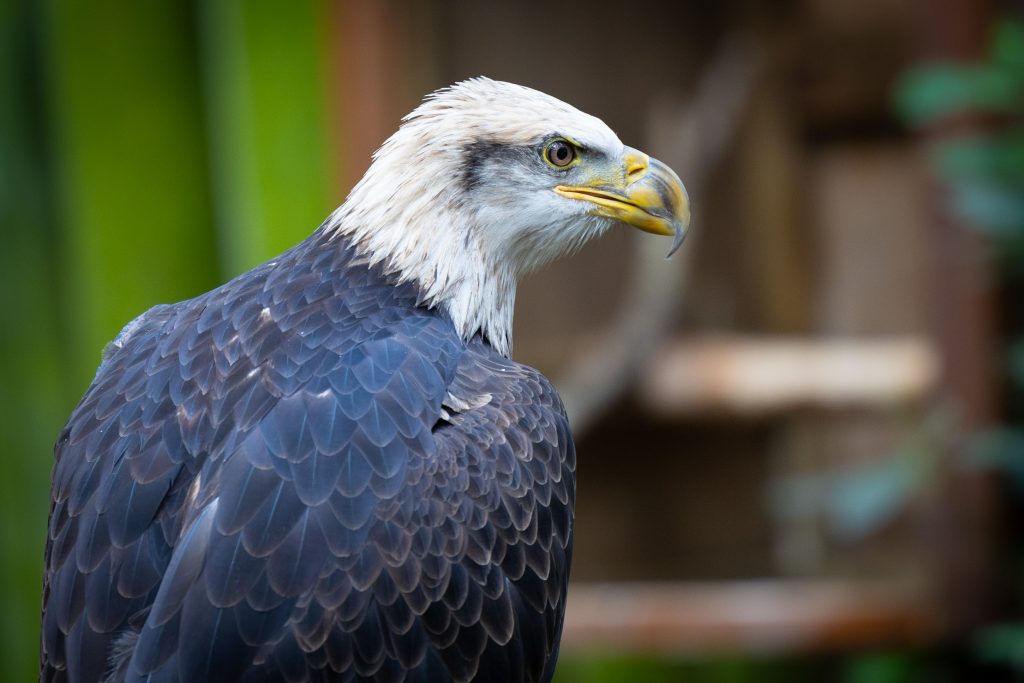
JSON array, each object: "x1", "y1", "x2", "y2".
[{"x1": 557, "y1": 35, "x2": 763, "y2": 435}]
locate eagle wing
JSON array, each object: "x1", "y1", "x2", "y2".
[{"x1": 42, "y1": 250, "x2": 575, "y2": 683}]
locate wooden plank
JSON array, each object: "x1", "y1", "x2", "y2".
[
  {"x1": 561, "y1": 580, "x2": 940, "y2": 656},
  {"x1": 735, "y1": 52, "x2": 810, "y2": 333},
  {"x1": 810, "y1": 145, "x2": 931, "y2": 335},
  {"x1": 331, "y1": 0, "x2": 435, "y2": 191},
  {"x1": 640, "y1": 335, "x2": 939, "y2": 417}
]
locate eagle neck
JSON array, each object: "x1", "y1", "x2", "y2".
[{"x1": 325, "y1": 204, "x2": 517, "y2": 357}]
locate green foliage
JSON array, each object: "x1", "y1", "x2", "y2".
[
  {"x1": 825, "y1": 448, "x2": 931, "y2": 541},
  {"x1": 767, "y1": 431, "x2": 937, "y2": 544},
  {"x1": 895, "y1": 20, "x2": 1024, "y2": 125},
  {"x1": 895, "y1": 19, "x2": 1024, "y2": 249},
  {"x1": 44, "y1": 0, "x2": 221, "y2": 392},
  {"x1": 966, "y1": 428, "x2": 1024, "y2": 492},
  {"x1": 894, "y1": 63, "x2": 1022, "y2": 127},
  {"x1": 0, "y1": 0, "x2": 334, "y2": 679},
  {"x1": 896, "y1": 16, "x2": 1024, "y2": 673},
  {"x1": 974, "y1": 623, "x2": 1024, "y2": 672},
  {"x1": 555, "y1": 654, "x2": 826, "y2": 683},
  {"x1": 1009, "y1": 338, "x2": 1024, "y2": 388},
  {"x1": 841, "y1": 652, "x2": 920, "y2": 683},
  {"x1": 554, "y1": 652, "x2": 928, "y2": 683},
  {"x1": 198, "y1": 0, "x2": 335, "y2": 278},
  {"x1": 0, "y1": 3, "x2": 65, "y2": 680}
]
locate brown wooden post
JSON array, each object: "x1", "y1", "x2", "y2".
[{"x1": 914, "y1": 0, "x2": 1000, "y2": 632}]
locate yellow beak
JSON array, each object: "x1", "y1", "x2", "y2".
[{"x1": 554, "y1": 147, "x2": 690, "y2": 256}]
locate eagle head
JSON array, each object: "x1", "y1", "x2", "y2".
[{"x1": 329, "y1": 77, "x2": 690, "y2": 356}]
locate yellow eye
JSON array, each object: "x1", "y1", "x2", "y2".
[{"x1": 544, "y1": 140, "x2": 577, "y2": 168}]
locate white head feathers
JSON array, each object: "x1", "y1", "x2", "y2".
[{"x1": 328, "y1": 77, "x2": 625, "y2": 357}]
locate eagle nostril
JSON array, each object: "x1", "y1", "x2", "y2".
[{"x1": 626, "y1": 161, "x2": 647, "y2": 182}]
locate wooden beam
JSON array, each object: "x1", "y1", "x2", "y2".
[
  {"x1": 561, "y1": 580, "x2": 940, "y2": 655},
  {"x1": 330, "y1": 0, "x2": 435, "y2": 192},
  {"x1": 640, "y1": 335, "x2": 939, "y2": 417}
]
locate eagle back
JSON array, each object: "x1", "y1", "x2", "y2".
[{"x1": 42, "y1": 232, "x2": 575, "y2": 683}]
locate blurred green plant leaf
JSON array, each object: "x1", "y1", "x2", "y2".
[
  {"x1": 932, "y1": 129, "x2": 1024, "y2": 181},
  {"x1": 975, "y1": 622, "x2": 1024, "y2": 670},
  {"x1": 895, "y1": 19, "x2": 1024, "y2": 253},
  {"x1": 1008, "y1": 337, "x2": 1024, "y2": 389},
  {"x1": 965, "y1": 428, "x2": 1024, "y2": 492},
  {"x1": 993, "y1": 19, "x2": 1024, "y2": 72},
  {"x1": 895, "y1": 20, "x2": 1024, "y2": 126},
  {"x1": 948, "y1": 181, "x2": 1024, "y2": 236},
  {"x1": 555, "y1": 654, "x2": 821, "y2": 683},
  {"x1": 767, "y1": 446, "x2": 934, "y2": 543},
  {"x1": 842, "y1": 652, "x2": 918, "y2": 683},
  {"x1": 825, "y1": 451, "x2": 928, "y2": 541},
  {"x1": 895, "y1": 64, "x2": 1023, "y2": 125}
]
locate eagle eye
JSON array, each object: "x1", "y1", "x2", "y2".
[{"x1": 543, "y1": 139, "x2": 577, "y2": 168}]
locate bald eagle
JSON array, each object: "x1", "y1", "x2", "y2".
[{"x1": 41, "y1": 78, "x2": 689, "y2": 683}]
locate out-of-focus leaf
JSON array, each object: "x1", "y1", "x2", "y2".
[
  {"x1": 769, "y1": 449, "x2": 932, "y2": 543},
  {"x1": 896, "y1": 20, "x2": 1024, "y2": 251},
  {"x1": 975, "y1": 622, "x2": 1024, "y2": 671},
  {"x1": 933, "y1": 129, "x2": 1024, "y2": 182},
  {"x1": 949, "y1": 181, "x2": 1024, "y2": 236},
  {"x1": 842, "y1": 652, "x2": 918, "y2": 683},
  {"x1": 554, "y1": 656, "x2": 682, "y2": 683},
  {"x1": 895, "y1": 64, "x2": 1023, "y2": 125},
  {"x1": 965, "y1": 428, "x2": 1024, "y2": 492},
  {"x1": 555, "y1": 654, "x2": 819, "y2": 683},
  {"x1": 993, "y1": 20, "x2": 1024, "y2": 72},
  {"x1": 825, "y1": 451, "x2": 928, "y2": 541},
  {"x1": 1007, "y1": 338, "x2": 1024, "y2": 389},
  {"x1": 1004, "y1": 237, "x2": 1024, "y2": 274}
]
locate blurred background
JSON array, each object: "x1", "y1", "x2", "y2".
[{"x1": 2, "y1": 0, "x2": 1023, "y2": 680}]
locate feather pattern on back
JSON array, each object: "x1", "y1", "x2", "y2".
[{"x1": 41, "y1": 227, "x2": 575, "y2": 683}]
